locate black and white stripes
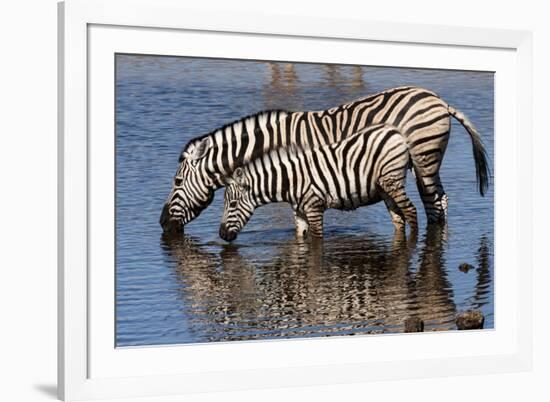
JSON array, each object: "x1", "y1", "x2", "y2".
[
  {"x1": 160, "y1": 86, "x2": 489, "y2": 233},
  {"x1": 219, "y1": 124, "x2": 417, "y2": 241}
]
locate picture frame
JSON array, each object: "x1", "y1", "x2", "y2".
[{"x1": 58, "y1": 0, "x2": 533, "y2": 400}]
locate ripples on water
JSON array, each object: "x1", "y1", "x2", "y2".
[{"x1": 116, "y1": 55, "x2": 494, "y2": 346}]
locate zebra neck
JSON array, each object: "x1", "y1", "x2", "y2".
[
  {"x1": 206, "y1": 110, "x2": 292, "y2": 177},
  {"x1": 248, "y1": 160, "x2": 295, "y2": 207}
]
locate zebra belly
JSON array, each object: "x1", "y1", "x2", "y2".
[{"x1": 325, "y1": 191, "x2": 381, "y2": 211}]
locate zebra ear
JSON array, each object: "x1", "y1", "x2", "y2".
[
  {"x1": 190, "y1": 137, "x2": 212, "y2": 160},
  {"x1": 178, "y1": 151, "x2": 189, "y2": 163}
]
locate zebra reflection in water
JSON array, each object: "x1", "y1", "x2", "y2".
[
  {"x1": 160, "y1": 227, "x2": 490, "y2": 342},
  {"x1": 263, "y1": 63, "x2": 365, "y2": 111}
]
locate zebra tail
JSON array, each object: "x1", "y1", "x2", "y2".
[{"x1": 448, "y1": 105, "x2": 490, "y2": 196}]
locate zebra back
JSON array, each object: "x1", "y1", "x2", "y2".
[{"x1": 180, "y1": 86, "x2": 445, "y2": 179}]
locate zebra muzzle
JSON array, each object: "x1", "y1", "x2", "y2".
[
  {"x1": 160, "y1": 203, "x2": 184, "y2": 234},
  {"x1": 219, "y1": 223, "x2": 237, "y2": 242}
]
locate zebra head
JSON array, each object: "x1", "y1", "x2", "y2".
[
  {"x1": 219, "y1": 167, "x2": 255, "y2": 242},
  {"x1": 160, "y1": 137, "x2": 216, "y2": 234}
]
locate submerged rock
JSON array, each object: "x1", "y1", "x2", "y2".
[
  {"x1": 456, "y1": 311, "x2": 485, "y2": 330},
  {"x1": 458, "y1": 263, "x2": 474, "y2": 273},
  {"x1": 404, "y1": 317, "x2": 424, "y2": 333}
]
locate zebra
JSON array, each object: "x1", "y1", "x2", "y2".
[
  {"x1": 219, "y1": 123, "x2": 418, "y2": 241},
  {"x1": 160, "y1": 86, "x2": 489, "y2": 233}
]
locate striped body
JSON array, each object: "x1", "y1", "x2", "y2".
[
  {"x1": 160, "y1": 86, "x2": 489, "y2": 233},
  {"x1": 219, "y1": 124, "x2": 418, "y2": 241}
]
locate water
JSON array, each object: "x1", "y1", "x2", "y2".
[{"x1": 116, "y1": 55, "x2": 494, "y2": 346}]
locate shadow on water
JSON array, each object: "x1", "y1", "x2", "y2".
[{"x1": 158, "y1": 225, "x2": 482, "y2": 343}]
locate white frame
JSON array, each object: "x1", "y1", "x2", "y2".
[{"x1": 59, "y1": 0, "x2": 533, "y2": 400}]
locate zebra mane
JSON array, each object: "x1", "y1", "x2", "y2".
[{"x1": 179, "y1": 109, "x2": 291, "y2": 162}]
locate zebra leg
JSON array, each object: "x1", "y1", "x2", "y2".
[
  {"x1": 412, "y1": 144, "x2": 449, "y2": 225},
  {"x1": 431, "y1": 172, "x2": 447, "y2": 223},
  {"x1": 440, "y1": 192, "x2": 448, "y2": 221},
  {"x1": 379, "y1": 178, "x2": 418, "y2": 234},
  {"x1": 382, "y1": 197, "x2": 406, "y2": 231},
  {"x1": 415, "y1": 173, "x2": 446, "y2": 224},
  {"x1": 303, "y1": 208, "x2": 324, "y2": 238}
]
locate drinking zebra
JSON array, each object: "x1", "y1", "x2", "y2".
[
  {"x1": 160, "y1": 86, "x2": 489, "y2": 233},
  {"x1": 219, "y1": 123, "x2": 417, "y2": 241}
]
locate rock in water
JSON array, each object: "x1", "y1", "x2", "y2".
[
  {"x1": 456, "y1": 311, "x2": 485, "y2": 330},
  {"x1": 459, "y1": 263, "x2": 474, "y2": 273},
  {"x1": 404, "y1": 317, "x2": 424, "y2": 333}
]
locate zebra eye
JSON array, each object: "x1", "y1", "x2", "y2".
[
  {"x1": 229, "y1": 201, "x2": 238, "y2": 209},
  {"x1": 174, "y1": 178, "x2": 183, "y2": 186}
]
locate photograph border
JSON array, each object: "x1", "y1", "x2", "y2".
[{"x1": 59, "y1": 0, "x2": 533, "y2": 400}]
